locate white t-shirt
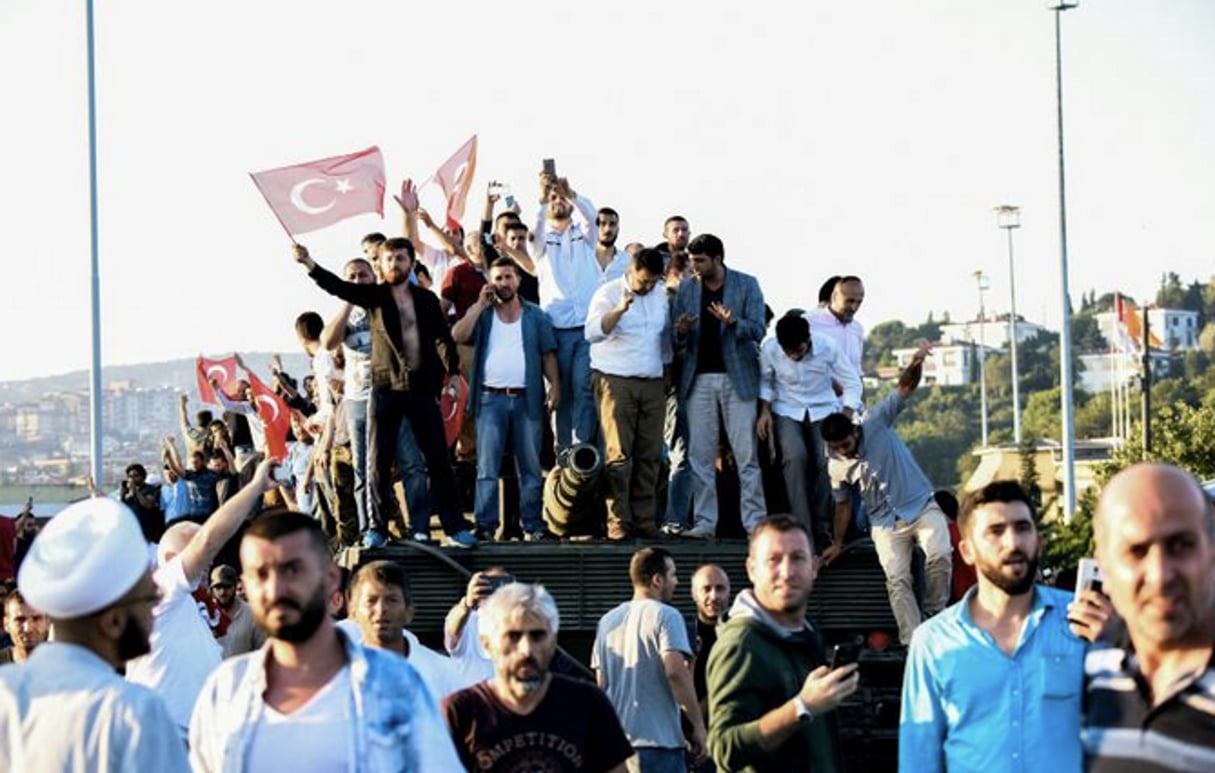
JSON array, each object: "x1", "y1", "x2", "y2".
[
  {"x1": 445, "y1": 610, "x2": 495, "y2": 687},
  {"x1": 246, "y1": 664, "x2": 354, "y2": 773},
  {"x1": 336, "y1": 619, "x2": 468, "y2": 702},
  {"x1": 126, "y1": 556, "x2": 222, "y2": 735},
  {"x1": 482, "y1": 315, "x2": 527, "y2": 388}
]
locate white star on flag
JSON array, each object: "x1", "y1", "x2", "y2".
[{"x1": 335, "y1": 178, "x2": 353, "y2": 194}]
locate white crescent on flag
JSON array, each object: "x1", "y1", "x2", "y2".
[
  {"x1": 206, "y1": 365, "x2": 230, "y2": 383},
  {"x1": 289, "y1": 178, "x2": 336, "y2": 215},
  {"x1": 255, "y1": 394, "x2": 281, "y2": 423}
]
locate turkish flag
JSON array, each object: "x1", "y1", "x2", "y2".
[
  {"x1": 440, "y1": 374, "x2": 467, "y2": 448},
  {"x1": 196, "y1": 355, "x2": 242, "y2": 405},
  {"x1": 250, "y1": 146, "x2": 386, "y2": 236},
  {"x1": 247, "y1": 372, "x2": 292, "y2": 462},
  {"x1": 434, "y1": 135, "x2": 477, "y2": 230}
]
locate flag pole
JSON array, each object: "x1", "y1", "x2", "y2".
[
  {"x1": 248, "y1": 173, "x2": 299, "y2": 243},
  {"x1": 86, "y1": 0, "x2": 105, "y2": 488}
]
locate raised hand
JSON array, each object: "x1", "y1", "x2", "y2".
[
  {"x1": 707, "y1": 301, "x2": 736, "y2": 326},
  {"x1": 675, "y1": 313, "x2": 699, "y2": 334},
  {"x1": 393, "y1": 178, "x2": 419, "y2": 213}
]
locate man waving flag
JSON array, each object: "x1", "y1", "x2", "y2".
[{"x1": 250, "y1": 146, "x2": 386, "y2": 236}]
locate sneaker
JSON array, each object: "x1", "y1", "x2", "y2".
[
  {"x1": 660, "y1": 522, "x2": 687, "y2": 537},
  {"x1": 412, "y1": 530, "x2": 434, "y2": 544},
  {"x1": 360, "y1": 529, "x2": 389, "y2": 548},
  {"x1": 442, "y1": 530, "x2": 479, "y2": 550},
  {"x1": 680, "y1": 524, "x2": 715, "y2": 540},
  {"x1": 523, "y1": 530, "x2": 553, "y2": 543}
]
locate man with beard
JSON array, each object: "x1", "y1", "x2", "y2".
[
  {"x1": 189, "y1": 511, "x2": 462, "y2": 772},
  {"x1": 0, "y1": 589, "x2": 48, "y2": 663},
  {"x1": 1, "y1": 497, "x2": 187, "y2": 770},
  {"x1": 586, "y1": 247, "x2": 673, "y2": 540},
  {"x1": 444, "y1": 582, "x2": 634, "y2": 772},
  {"x1": 899, "y1": 480, "x2": 1090, "y2": 772},
  {"x1": 1082, "y1": 464, "x2": 1215, "y2": 770},
  {"x1": 345, "y1": 560, "x2": 464, "y2": 703},
  {"x1": 670, "y1": 233, "x2": 768, "y2": 538},
  {"x1": 294, "y1": 239, "x2": 478, "y2": 549},
  {"x1": 520, "y1": 173, "x2": 626, "y2": 452},
  {"x1": 593, "y1": 547, "x2": 707, "y2": 771},
  {"x1": 689, "y1": 564, "x2": 731, "y2": 718},
  {"x1": 706, "y1": 516, "x2": 854, "y2": 772},
  {"x1": 127, "y1": 458, "x2": 277, "y2": 741},
  {"x1": 210, "y1": 564, "x2": 266, "y2": 657},
  {"x1": 654, "y1": 215, "x2": 691, "y2": 266},
  {"x1": 452, "y1": 256, "x2": 560, "y2": 542}
]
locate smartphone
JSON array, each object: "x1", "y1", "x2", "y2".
[
  {"x1": 1074, "y1": 557, "x2": 1103, "y2": 598},
  {"x1": 829, "y1": 642, "x2": 861, "y2": 670},
  {"x1": 542, "y1": 158, "x2": 557, "y2": 180},
  {"x1": 486, "y1": 574, "x2": 514, "y2": 592}
]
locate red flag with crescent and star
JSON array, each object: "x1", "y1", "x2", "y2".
[
  {"x1": 246, "y1": 372, "x2": 292, "y2": 462},
  {"x1": 196, "y1": 355, "x2": 242, "y2": 405},
  {"x1": 249, "y1": 146, "x2": 386, "y2": 236},
  {"x1": 434, "y1": 135, "x2": 477, "y2": 230}
]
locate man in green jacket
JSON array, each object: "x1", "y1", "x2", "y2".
[{"x1": 707, "y1": 515, "x2": 858, "y2": 772}]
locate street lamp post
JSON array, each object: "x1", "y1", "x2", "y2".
[
  {"x1": 1050, "y1": 0, "x2": 1079, "y2": 522},
  {"x1": 995, "y1": 205, "x2": 1022, "y2": 444},
  {"x1": 974, "y1": 270, "x2": 991, "y2": 447}
]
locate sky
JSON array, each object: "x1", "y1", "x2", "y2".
[{"x1": 1, "y1": 0, "x2": 1213, "y2": 383}]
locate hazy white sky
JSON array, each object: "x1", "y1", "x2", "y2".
[{"x1": 2, "y1": 0, "x2": 1212, "y2": 382}]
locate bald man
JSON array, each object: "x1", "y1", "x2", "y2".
[
  {"x1": 126, "y1": 459, "x2": 276, "y2": 740},
  {"x1": 1082, "y1": 463, "x2": 1215, "y2": 771},
  {"x1": 690, "y1": 564, "x2": 731, "y2": 720}
]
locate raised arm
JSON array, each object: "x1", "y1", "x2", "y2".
[
  {"x1": 319, "y1": 304, "x2": 355, "y2": 351},
  {"x1": 164, "y1": 435, "x2": 187, "y2": 479},
  {"x1": 896, "y1": 343, "x2": 932, "y2": 398},
  {"x1": 293, "y1": 243, "x2": 380, "y2": 307},
  {"x1": 177, "y1": 458, "x2": 276, "y2": 586},
  {"x1": 451, "y1": 287, "x2": 492, "y2": 345}
]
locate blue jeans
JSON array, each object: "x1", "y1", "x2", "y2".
[
  {"x1": 662, "y1": 391, "x2": 693, "y2": 526},
  {"x1": 629, "y1": 747, "x2": 687, "y2": 773},
  {"x1": 474, "y1": 392, "x2": 544, "y2": 533},
  {"x1": 345, "y1": 398, "x2": 371, "y2": 533},
  {"x1": 553, "y1": 327, "x2": 597, "y2": 451}
]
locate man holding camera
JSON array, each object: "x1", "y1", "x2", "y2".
[
  {"x1": 452, "y1": 257, "x2": 560, "y2": 542},
  {"x1": 706, "y1": 516, "x2": 854, "y2": 773}
]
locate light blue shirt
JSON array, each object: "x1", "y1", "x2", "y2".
[
  {"x1": 828, "y1": 390, "x2": 934, "y2": 527},
  {"x1": 899, "y1": 584, "x2": 1088, "y2": 773}
]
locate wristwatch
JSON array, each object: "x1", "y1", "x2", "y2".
[{"x1": 792, "y1": 696, "x2": 816, "y2": 724}]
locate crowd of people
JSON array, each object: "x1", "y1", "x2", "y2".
[
  {"x1": 1, "y1": 463, "x2": 1213, "y2": 771},
  {"x1": 1, "y1": 166, "x2": 1213, "y2": 771}
]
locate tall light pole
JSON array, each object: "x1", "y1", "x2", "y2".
[
  {"x1": 1051, "y1": 0, "x2": 1078, "y2": 521},
  {"x1": 974, "y1": 270, "x2": 991, "y2": 447},
  {"x1": 995, "y1": 205, "x2": 1022, "y2": 444},
  {"x1": 87, "y1": 0, "x2": 104, "y2": 487}
]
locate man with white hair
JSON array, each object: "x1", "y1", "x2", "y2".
[
  {"x1": 0, "y1": 498, "x2": 187, "y2": 770},
  {"x1": 126, "y1": 457, "x2": 276, "y2": 739},
  {"x1": 443, "y1": 582, "x2": 634, "y2": 772}
]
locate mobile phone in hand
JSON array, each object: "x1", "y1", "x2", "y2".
[
  {"x1": 829, "y1": 642, "x2": 861, "y2": 670},
  {"x1": 542, "y1": 158, "x2": 557, "y2": 180},
  {"x1": 1074, "y1": 557, "x2": 1103, "y2": 598}
]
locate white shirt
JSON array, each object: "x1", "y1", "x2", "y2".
[
  {"x1": 482, "y1": 314, "x2": 527, "y2": 388},
  {"x1": 585, "y1": 277, "x2": 673, "y2": 378},
  {"x1": 336, "y1": 619, "x2": 469, "y2": 703},
  {"x1": 808, "y1": 306, "x2": 865, "y2": 385},
  {"x1": 421, "y1": 245, "x2": 461, "y2": 294},
  {"x1": 533, "y1": 195, "x2": 628, "y2": 328},
  {"x1": 0, "y1": 642, "x2": 188, "y2": 772},
  {"x1": 444, "y1": 609, "x2": 494, "y2": 687},
  {"x1": 759, "y1": 333, "x2": 862, "y2": 420},
  {"x1": 126, "y1": 556, "x2": 222, "y2": 736},
  {"x1": 246, "y1": 664, "x2": 354, "y2": 773}
]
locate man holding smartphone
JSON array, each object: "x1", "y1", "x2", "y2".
[
  {"x1": 707, "y1": 516, "x2": 855, "y2": 772},
  {"x1": 899, "y1": 480, "x2": 1091, "y2": 772}
]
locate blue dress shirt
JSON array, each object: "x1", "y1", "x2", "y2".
[{"x1": 899, "y1": 584, "x2": 1088, "y2": 773}]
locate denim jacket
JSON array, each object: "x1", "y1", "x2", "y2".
[{"x1": 188, "y1": 626, "x2": 462, "y2": 773}]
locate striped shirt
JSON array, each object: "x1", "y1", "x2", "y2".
[{"x1": 1083, "y1": 646, "x2": 1215, "y2": 772}]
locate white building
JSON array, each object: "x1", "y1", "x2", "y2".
[
  {"x1": 1094, "y1": 307, "x2": 1199, "y2": 352},
  {"x1": 1078, "y1": 350, "x2": 1174, "y2": 395},
  {"x1": 891, "y1": 342, "x2": 1000, "y2": 386},
  {"x1": 939, "y1": 315, "x2": 1048, "y2": 349}
]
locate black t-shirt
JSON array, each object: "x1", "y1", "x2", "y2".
[
  {"x1": 696, "y1": 283, "x2": 726, "y2": 374},
  {"x1": 443, "y1": 674, "x2": 634, "y2": 773},
  {"x1": 692, "y1": 617, "x2": 720, "y2": 702}
]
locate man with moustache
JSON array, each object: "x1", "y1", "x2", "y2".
[
  {"x1": 899, "y1": 480, "x2": 1090, "y2": 772},
  {"x1": 0, "y1": 498, "x2": 187, "y2": 770},
  {"x1": 707, "y1": 516, "x2": 855, "y2": 772},
  {"x1": 0, "y1": 589, "x2": 48, "y2": 664},
  {"x1": 594, "y1": 547, "x2": 707, "y2": 771},
  {"x1": 453, "y1": 256, "x2": 560, "y2": 542},
  {"x1": 654, "y1": 215, "x2": 691, "y2": 266},
  {"x1": 443, "y1": 582, "x2": 634, "y2": 772},
  {"x1": 189, "y1": 511, "x2": 463, "y2": 771},
  {"x1": 1083, "y1": 463, "x2": 1215, "y2": 771},
  {"x1": 294, "y1": 239, "x2": 478, "y2": 549},
  {"x1": 586, "y1": 247, "x2": 673, "y2": 540}
]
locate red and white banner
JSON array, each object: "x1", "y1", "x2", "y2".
[
  {"x1": 434, "y1": 135, "x2": 477, "y2": 230},
  {"x1": 246, "y1": 372, "x2": 292, "y2": 462},
  {"x1": 196, "y1": 355, "x2": 242, "y2": 405},
  {"x1": 250, "y1": 146, "x2": 386, "y2": 236},
  {"x1": 1114, "y1": 295, "x2": 1162, "y2": 353}
]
